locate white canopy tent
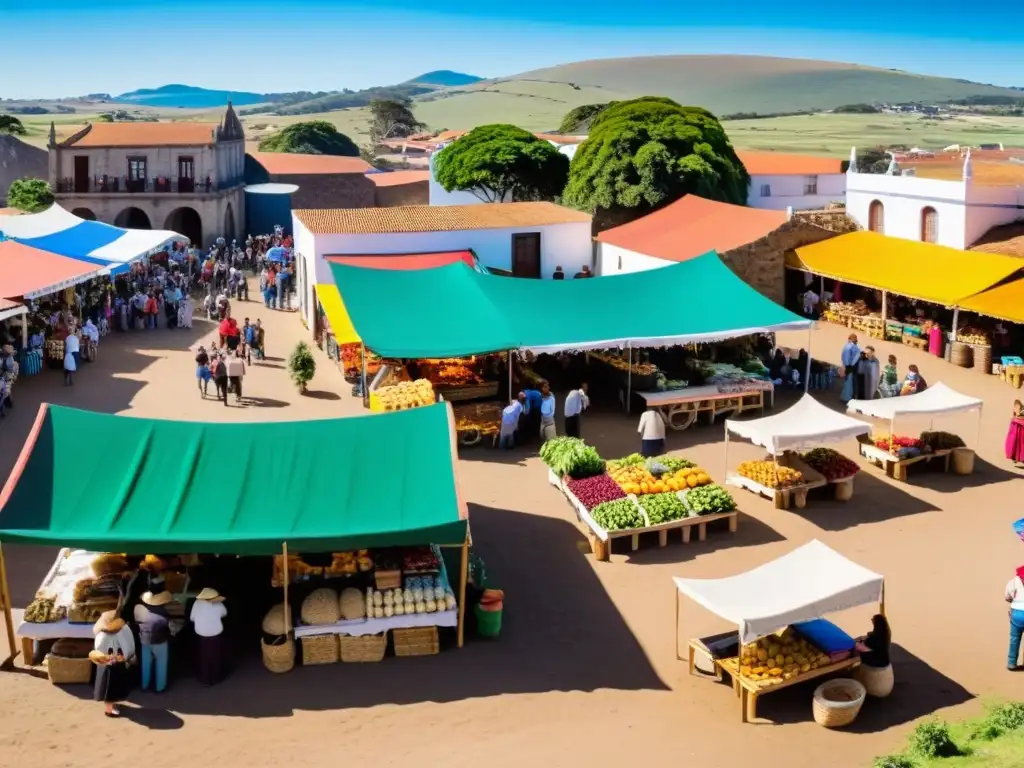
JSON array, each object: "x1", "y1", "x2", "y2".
[
  {"x1": 847, "y1": 382, "x2": 983, "y2": 448},
  {"x1": 725, "y1": 393, "x2": 870, "y2": 456},
  {"x1": 673, "y1": 540, "x2": 884, "y2": 645}
]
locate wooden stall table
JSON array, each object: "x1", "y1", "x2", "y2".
[
  {"x1": 719, "y1": 655, "x2": 861, "y2": 723},
  {"x1": 636, "y1": 383, "x2": 772, "y2": 432},
  {"x1": 858, "y1": 442, "x2": 951, "y2": 482}
]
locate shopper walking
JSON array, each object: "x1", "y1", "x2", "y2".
[
  {"x1": 226, "y1": 350, "x2": 246, "y2": 403},
  {"x1": 638, "y1": 406, "x2": 666, "y2": 457},
  {"x1": 212, "y1": 353, "x2": 229, "y2": 405},
  {"x1": 195, "y1": 345, "x2": 212, "y2": 397},
  {"x1": 134, "y1": 589, "x2": 172, "y2": 693},
  {"x1": 1006, "y1": 566, "x2": 1024, "y2": 670},
  {"x1": 63, "y1": 343, "x2": 77, "y2": 386},
  {"x1": 563, "y1": 382, "x2": 589, "y2": 438}
]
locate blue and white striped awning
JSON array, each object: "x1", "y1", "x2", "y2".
[{"x1": 0, "y1": 205, "x2": 188, "y2": 274}]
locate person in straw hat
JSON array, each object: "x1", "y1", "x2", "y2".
[
  {"x1": 133, "y1": 588, "x2": 174, "y2": 693},
  {"x1": 191, "y1": 588, "x2": 228, "y2": 685},
  {"x1": 91, "y1": 610, "x2": 136, "y2": 718}
]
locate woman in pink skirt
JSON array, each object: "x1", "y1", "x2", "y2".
[{"x1": 1006, "y1": 400, "x2": 1024, "y2": 467}]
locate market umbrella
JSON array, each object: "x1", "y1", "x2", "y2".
[
  {"x1": 1014, "y1": 518, "x2": 1024, "y2": 542},
  {"x1": 266, "y1": 246, "x2": 288, "y2": 263}
]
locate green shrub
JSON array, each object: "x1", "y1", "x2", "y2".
[
  {"x1": 287, "y1": 342, "x2": 316, "y2": 391},
  {"x1": 968, "y1": 720, "x2": 1004, "y2": 742},
  {"x1": 988, "y1": 702, "x2": 1024, "y2": 732},
  {"x1": 872, "y1": 755, "x2": 915, "y2": 768},
  {"x1": 908, "y1": 719, "x2": 960, "y2": 758}
]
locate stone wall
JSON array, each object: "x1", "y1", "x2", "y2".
[
  {"x1": 0, "y1": 136, "x2": 47, "y2": 204},
  {"x1": 374, "y1": 179, "x2": 428, "y2": 207},
  {"x1": 272, "y1": 173, "x2": 375, "y2": 209},
  {"x1": 791, "y1": 207, "x2": 859, "y2": 234}
]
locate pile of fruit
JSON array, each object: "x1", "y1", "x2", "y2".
[
  {"x1": 736, "y1": 461, "x2": 803, "y2": 489},
  {"x1": 610, "y1": 455, "x2": 711, "y2": 494},
  {"x1": 454, "y1": 402, "x2": 502, "y2": 435},
  {"x1": 607, "y1": 462, "x2": 657, "y2": 493},
  {"x1": 739, "y1": 627, "x2": 832, "y2": 684},
  {"x1": 25, "y1": 594, "x2": 67, "y2": 623},
  {"x1": 684, "y1": 484, "x2": 737, "y2": 515},
  {"x1": 957, "y1": 325, "x2": 990, "y2": 346},
  {"x1": 427, "y1": 360, "x2": 482, "y2": 387},
  {"x1": 370, "y1": 379, "x2": 434, "y2": 411},
  {"x1": 590, "y1": 352, "x2": 659, "y2": 376},
  {"x1": 801, "y1": 448, "x2": 860, "y2": 480},
  {"x1": 565, "y1": 473, "x2": 626, "y2": 510},
  {"x1": 873, "y1": 434, "x2": 925, "y2": 454},
  {"x1": 637, "y1": 492, "x2": 688, "y2": 524},
  {"x1": 591, "y1": 498, "x2": 644, "y2": 531},
  {"x1": 340, "y1": 343, "x2": 382, "y2": 379},
  {"x1": 540, "y1": 437, "x2": 606, "y2": 479},
  {"x1": 652, "y1": 456, "x2": 696, "y2": 472},
  {"x1": 920, "y1": 431, "x2": 966, "y2": 451}
]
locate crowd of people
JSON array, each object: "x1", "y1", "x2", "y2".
[{"x1": 839, "y1": 333, "x2": 927, "y2": 403}]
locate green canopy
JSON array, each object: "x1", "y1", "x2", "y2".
[
  {"x1": 0, "y1": 404, "x2": 467, "y2": 554},
  {"x1": 329, "y1": 252, "x2": 809, "y2": 358}
]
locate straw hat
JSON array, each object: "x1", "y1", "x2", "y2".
[
  {"x1": 93, "y1": 610, "x2": 126, "y2": 635},
  {"x1": 196, "y1": 587, "x2": 224, "y2": 602},
  {"x1": 141, "y1": 590, "x2": 173, "y2": 607}
]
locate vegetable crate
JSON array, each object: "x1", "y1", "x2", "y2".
[{"x1": 393, "y1": 626, "x2": 439, "y2": 657}]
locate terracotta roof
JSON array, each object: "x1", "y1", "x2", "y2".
[
  {"x1": 0, "y1": 241, "x2": 105, "y2": 298},
  {"x1": 596, "y1": 195, "x2": 788, "y2": 261},
  {"x1": 970, "y1": 222, "x2": 1024, "y2": 257},
  {"x1": 0, "y1": 298, "x2": 21, "y2": 312},
  {"x1": 63, "y1": 122, "x2": 218, "y2": 148},
  {"x1": 294, "y1": 202, "x2": 591, "y2": 235},
  {"x1": 325, "y1": 251, "x2": 475, "y2": 269},
  {"x1": 249, "y1": 152, "x2": 373, "y2": 176},
  {"x1": 901, "y1": 154, "x2": 1024, "y2": 186},
  {"x1": 365, "y1": 170, "x2": 430, "y2": 187},
  {"x1": 434, "y1": 130, "x2": 466, "y2": 142},
  {"x1": 736, "y1": 151, "x2": 844, "y2": 176}
]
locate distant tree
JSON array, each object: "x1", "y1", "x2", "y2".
[
  {"x1": 258, "y1": 120, "x2": 359, "y2": 156},
  {"x1": 432, "y1": 124, "x2": 569, "y2": 203},
  {"x1": 845, "y1": 146, "x2": 894, "y2": 174},
  {"x1": 369, "y1": 98, "x2": 424, "y2": 144},
  {"x1": 0, "y1": 115, "x2": 26, "y2": 135},
  {"x1": 7, "y1": 178, "x2": 54, "y2": 212},
  {"x1": 558, "y1": 103, "x2": 612, "y2": 133},
  {"x1": 95, "y1": 113, "x2": 114, "y2": 122},
  {"x1": 833, "y1": 103, "x2": 881, "y2": 114},
  {"x1": 563, "y1": 97, "x2": 748, "y2": 231}
]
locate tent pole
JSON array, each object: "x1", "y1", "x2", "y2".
[
  {"x1": 951, "y1": 308, "x2": 960, "y2": 343},
  {"x1": 457, "y1": 537, "x2": 468, "y2": 648},
  {"x1": 626, "y1": 343, "x2": 632, "y2": 414},
  {"x1": 507, "y1": 350, "x2": 513, "y2": 402},
  {"x1": 889, "y1": 415, "x2": 895, "y2": 456},
  {"x1": 20, "y1": 319, "x2": 27, "y2": 351},
  {"x1": 881, "y1": 290, "x2": 888, "y2": 325},
  {"x1": 360, "y1": 344, "x2": 368, "y2": 407},
  {"x1": 879, "y1": 581, "x2": 886, "y2": 618},
  {"x1": 281, "y1": 542, "x2": 291, "y2": 634},
  {"x1": 674, "y1": 589, "x2": 681, "y2": 661},
  {"x1": 0, "y1": 543, "x2": 15, "y2": 669},
  {"x1": 804, "y1": 325, "x2": 812, "y2": 393},
  {"x1": 723, "y1": 428, "x2": 730, "y2": 487}
]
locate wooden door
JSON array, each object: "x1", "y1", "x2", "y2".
[
  {"x1": 178, "y1": 156, "x2": 195, "y2": 192},
  {"x1": 74, "y1": 156, "x2": 89, "y2": 193},
  {"x1": 511, "y1": 233, "x2": 541, "y2": 278}
]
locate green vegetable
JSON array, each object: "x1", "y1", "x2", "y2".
[
  {"x1": 684, "y1": 484, "x2": 736, "y2": 516},
  {"x1": 637, "y1": 492, "x2": 687, "y2": 524},
  {"x1": 540, "y1": 437, "x2": 606, "y2": 479},
  {"x1": 607, "y1": 453, "x2": 647, "y2": 472},
  {"x1": 591, "y1": 498, "x2": 643, "y2": 531},
  {"x1": 655, "y1": 456, "x2": 696, "y2": 471}
]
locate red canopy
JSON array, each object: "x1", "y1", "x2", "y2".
[
  {"x1": 0, "y1": 241, "x2": 106, "y2": 299},
  {"x1": 325, "y1": 251, "x2": 475, "y2": 270}
]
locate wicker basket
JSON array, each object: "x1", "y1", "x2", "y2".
[
  {"x1": 951, "y1": 447, "x2": 975, "y2": 476},
  {"x1": 301, "y1": 634, "x2": 339, "y2": 665},
  {"x1": 833, "y1": 478, "x2": 854, "y2": 502},
  {"x1": 812, "y1": 678, "x2": 866, "y2": 728},
  {"x1": 340, "y1": 633, "x2": 387, "y2": 662},
  {"x1": 46, "y1": 654, "x2": 93, "y2": 685},
  {"x1": 857, "y1": 663, "x2": 895, "y2": 698},
  {"x1": 393, "y1": 626, "x2": 439, "y2": 657},
  {"x1": 261, "y1": 637, "x2": 295, "y2": 673}
]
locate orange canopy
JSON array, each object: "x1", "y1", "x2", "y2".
[{"x1": 0, "y1": 241, "x2": 106, "y2": 299}]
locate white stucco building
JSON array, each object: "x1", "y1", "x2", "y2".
[
  {"x1": 292, "y1": 202, "x2": 593, "y2": 329},
  {"x1": 845, "y1": 148, "x2": 1024, "y2": 250},
  {"x1": 738, "y1": 151, "x2": 847, "y2": 211}
]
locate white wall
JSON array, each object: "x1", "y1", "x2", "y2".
[
  {"x1": 747, "y1": 173, "x2": 846, "y2": 211},
  {"x1": 595, "y1": 243, "x2": 669, "y2": 276},
  {"x1": 428, "y1": 152, "x2": 510, "y2": 206},
  {"x1": 963, "y1": 184, "x2": 1024, "y2": 247}
]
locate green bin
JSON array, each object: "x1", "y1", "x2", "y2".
[{"x1": 474, "y1": 602, "x2": 503, "y2": 638}]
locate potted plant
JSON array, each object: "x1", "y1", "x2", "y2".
[{"x1": 288, "y1": 342, "x2": 316, "y2": 393}]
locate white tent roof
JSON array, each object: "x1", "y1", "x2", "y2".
[
  {"x1": 673, "y1": 540, "x2": 883, "y2": 644},
  {"x1": 847, "y1": 382, "x2": 983, "y2": 419},
  {"x1": 0, "y1": 204, "x2": 80, "y2": 238},
  {"x1": 725, "y1": 393, "x2": 870, "y2": 454}
]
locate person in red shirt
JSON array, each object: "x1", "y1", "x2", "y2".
[
  {"x1": 144, "y1": 293, "x2": 159, "y2": 329},
  {"x1": 225, "y1": 317, "x2": 241, "y2": 353}
]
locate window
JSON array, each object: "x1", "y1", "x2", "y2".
[
  {"x1": 921, "y1": 206, "x2": 939, "y2": 243},
  {"x1": 868, "y1": 200, "x2": 885, "y2": 233},
  {"x1": 128, "y1": 157, "x2": 147, "y2": 181},
  {"x1": 804, "y1": 176, "x2": 819, "y2": 195},
  {"x1": 178, "y1": 156, "x2": 195, "y2": 178},
  {"x1": 760, "y1": 184, "x2": 772, "y2": 197}
]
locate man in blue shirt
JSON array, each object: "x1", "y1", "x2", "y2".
[
  {"x1": 840, "y1": 333, "x2": 861, "y2": 403},
  {"x1": 521, "y1": 385, "x2": 545, "y2": 445}
]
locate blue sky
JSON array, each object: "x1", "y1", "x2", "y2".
[{"x1": 4, "y1": 0, "x2": 1023, "y2": 97}]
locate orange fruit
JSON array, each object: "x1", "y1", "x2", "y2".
[{"x1": 687, "y1": 475, "x2": 699, "y2": 488}]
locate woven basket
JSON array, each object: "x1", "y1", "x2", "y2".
[
  {"x1": 340, "y1": 633, "x2": 386, "y2": 663},
  {"x1": 857, "y1": 663, "x2": 895, "y2": 698},
  {"x1": 812, "y1": 678, "x2": 866, "y2": 728},
  {"x1": 261, "y1": 637, "x2": 295, "y2": 673},
  {"x1": 262, "y1": 604, "x2": 293, "y2": 636},
  {"x1": 393, "y1": 626, "x2": 439, "y2": 657},
  {"x1": 301, "y1": 634, "x2": 339, "y2": 665},
  {"x1": 46, "y1": 654, "x2": 93, "y2": 685},
  {"x1": 301, "y1": 588, "x2": 341, "y2": 625},
  {"x1": 833, "y1": 478, "x2": 854, "y2": 502},
  {"x1": 951, "y1": 447, "x2": 975, "y2": 476}
]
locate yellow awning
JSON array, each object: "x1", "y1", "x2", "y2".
[
  {"x1": 958, "y1": 278, "x2": 1024, "y2": 324},
  {"x1": 317, "y1": 283, "x2": 361, "y2": 344},
  {"x1": 793, "y1": 231, "x2": 1024, "y2": 306}
]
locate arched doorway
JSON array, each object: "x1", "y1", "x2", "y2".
[
  {"x1": 114, "y1": 207, "x2": 151, "y2": 230},
  {"x1": 921, "y1": 206, "x2": 938, "y2": 243},
  {"x1": 164, "y1": 207, "x2": 202, "y2": 247},
  {"x1": 224, "y1": 202, "x2": 236, "y2": 243},
  {"x1": 868, "y1": 200, "x2": 885, "y2": 234},
  {"x1": 71, "y1": 207, "x2": 97, "y2": 221}
]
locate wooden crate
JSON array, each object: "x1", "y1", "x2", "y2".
[{"x1": 393, "y1": 626, "x2": 439, "y2": 657}]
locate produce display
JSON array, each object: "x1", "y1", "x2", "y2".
[
  {"x1": 340, "y1": 343, "x2": 382, "y2": 380},
  {"x1": 370, "y1": 379, "x2": 434, "y2": 411},
  {"x1": 873, "y1": 434, "x2": 926, "y2": 455},
  {"x1": 607, "y1": 453, "x2": 648, "y2": 471},
  {"x1": 957, "y1": 326, "x2": 990, "y2": 346},
  {"x1": 403, "y1": 547, "x2": 441, "y2": 572},
  {"x1": 591, "y1": 498, "x2": 644, "y2": 531},
  {"x1": 564, "y1": 473, "x2": 627, "y2": 510},
  {"x1": 651, "y1": 456, "x2": 696, "y2": 472},
  {"x1": 365, "y1": 574, "x2": 456, "y2": 618},
  {"x1": 739, "y1": 627, "x2": 832, "y2": 684},
  {"x1": 610, "y1": 454, "x2": 712, "y2": 494},
  {"x1": 637, "y1": 492, "x2": 688, "y2": 524},
  {"x1": 654, "y1": 372, "x2": 689, "y2": 391},
  {"x1": 539, "y1": 437, "x2": 606, "y2": 479},
  {"x1": 589, "y1": 351, "x2": 659, "y2": 377},
  {"x1": 801, "y1": 448, "x2": 860, "y2": 480},
  {"x1": 684, "y1": 484, "x2": 737, "y2": 515},
  {"x1": 607, "y1": 462, "x2": 656, "y2": 493},
  {"x1": 24, "y1": 595, "x2": 67, "y2": 623},
  {"x1": 422, "y1": 359, "x2": 484, "y2": 388},
  {"x1": 920, "y1": 431, "x2": 966, "y2": 450},
  {"x1": 453, "y1": 402, "x2": 502, "y2": 435},
  {"x1": 736, "y1": 461, "x2": 804, "y2": 489}
]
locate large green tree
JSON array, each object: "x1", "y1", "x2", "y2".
[
  {"x1": 258, "y1": 120, "x2": 359, "y2": 156},
  {"x1": 369, "y1": 98, "x2": 424, "y2": 144},
  {"x1": 0, "y1": 115, "x2": 26, "y2": 135},
  {"x1": 433, "y1": 124, "x2": 569, "y2": 203},
  {"x1": 563, "y1": 97, "x2": 748, "y2": 230},
  {"x1": 558, "y1": 103, "x2": 612, "y2": 134},
  {"x1": 6, "y1": 178, "x2": 54, "y2": 212}
]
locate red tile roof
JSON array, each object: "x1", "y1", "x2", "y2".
[
  {"x1": 365, "y1": 170, "x2": 430, "y2": 187},
  {"x1": 325, "y1": 251, "x2": 475, "y2": 269},
  {"x1": 63, "y1": 122, "x2": 218, "y2": 148},
  {"x1": 0, "y1": 241, "x2": 105, "y2": 298},
  {"x1": 736, "y1": 151, "x2": 844, "y2": 176},
  {"x1": 249, "y1": 152, "x2": 374, "y2": 176},
  {"x1": 595, "y1": 195, "x2": 788, "y2": 261}
]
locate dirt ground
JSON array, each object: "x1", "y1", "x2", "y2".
[{"x1": 0, "y1": 301, "x2": 1021, "y2": 768}]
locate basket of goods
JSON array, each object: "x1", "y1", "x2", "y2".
[
  {"x1": 90, "y1": 553, "x2": 129, "y2": 577},
  {"x1": 69, "y1": 599, "x2": 120, "y2": 624},
  {"x1": 261, "y1": 604, "x2": 295, "y2": 673},
  {"x1": 393, "y1": 626, "x2": 440, "y2": 657},
  {"x1": 738, "y1": 628, "x2": 830, "y2": 685},
  {"x1": 801, "y1": 448, "x2": 859, "y2": 481},
  {"x1": 373, "y1": 550, "x2": 402, "y2": 590},
  {"x1": 564, "y1": 473, "x2": 626, "y2": 510},
  {"x1": 300, "y1": 633, "x2": 339, "y2": 665},
  {"x1": 590, "y1": 352, "x2": 660, "y2": 390},
  {"x1": 370, "y1": 379, "x2": 434, "y2": 412},
  {"x1": 812, "y1": 678, "x2": 866, "y2": 728},
  {"x1": 950, "y1": 446, "x2": 975, "y2": 475},
  {"x1": 261, "y1": 603, "x2": 293, "y2": 637},
  {"x1": 857, "y1": 663, "x2": 895, "y2": 698},
  {"x1": 539, "y1": 437, "x2": 606, "y2": 480},
  {"x1": 340, "y1": 634, "x2": 387, "y2": 663},
  {"x1": 339, "y1": 587, "x2": 366, "y2": 621},
  {"x1": 682, "y1": 484, "x2": 737, "y2": 516},
  {"x1": 919, "y1": 431, "x2": 965, "y2": 452},
  {"x1": 45, "y1": 651, "x2": 93, "y2": 685},
  {"x1": 874, "y1": 435, "x2": 925, "y2": 458},
  {"x1": 24, "y1": 594, "x2": 67, "y2": 623},
  {"x1": 403, "y1": 547, "x2": 441, "y2": 573},
  {"x1": 474, "y1": 588, "x2": 504, "y2": 639},
  {"x1": 300, "y1": 587, "x2": 341, "y2": 626},
  {"x1": 736, "y1": 461, "x2": 804, "y2": 489}
]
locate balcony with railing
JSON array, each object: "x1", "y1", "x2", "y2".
[{"x1": 55, "y1": 175, "x2": 245, "y2": 195}]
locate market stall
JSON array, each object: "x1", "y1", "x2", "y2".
[
  {"x1": 0, "y1": 402, "x2": 471, "y2": 670},
  {"x1": 674, "y1": 539, "x2": 884, "y2": 723},
  {"x1": 846, "y1": 383, "x2": 982, "y2": 482},
  {"x1": 724, "y1": 394, "x2": 869, "y2": 509}
]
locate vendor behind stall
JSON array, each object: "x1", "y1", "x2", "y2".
[{"x1": 855, "y1": 614, "x2": 890, "y2": 668}]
